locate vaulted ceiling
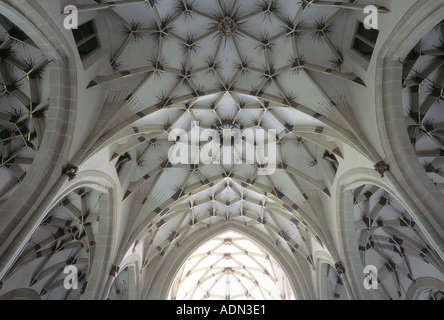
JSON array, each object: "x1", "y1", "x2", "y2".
[
  {"x1": 72, "y1": 0, "x2": 381, "y2": 277},
  {"x1": 402, "y1": 19, "x2": 444, "y2": 194},
  {"x1": 0, "y1": 14, "x2": 50, "y2": 206},
  {"x1": 1, "y1": 0, "x2": 444, "y2": 301},
  {"x1": 75, "y1": 0, "x2": 376, "y2": 300}
]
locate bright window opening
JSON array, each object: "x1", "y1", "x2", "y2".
[{"x1": 168, "y1": 231, "x2": 295, "y2": 300}]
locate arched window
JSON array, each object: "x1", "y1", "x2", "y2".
[{"x1": 168, "y1": 231, "x2": 295, "y2": 300}]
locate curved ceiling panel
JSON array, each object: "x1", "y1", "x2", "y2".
[
  {"x1": 71, "y1": 0, "x2": 386, "y2": 281},
  {"x1": 2, "y1": 0, "x2": 444, "y2": 302},
  {"x1": 353, "y1": 184, "x2": 444, "y2": 300},
  {"x1": 0, "y1": 14, "x2": 50, "y2": 207},
  {"x1": 0, "y1": 187, "x2": 103, "y2": 300},
  {"x1": 402, "y1": 20, "x2": 444, "y2": 194}
]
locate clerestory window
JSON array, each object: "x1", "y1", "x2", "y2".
[
  {"x1": 72, "y1": 20, "x2": 100, "y2": 61},
  {"x1": 352, "y1": 21, "x2": 379, "y2": 61}
]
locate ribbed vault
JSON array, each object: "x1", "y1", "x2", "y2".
[
  {"x1": 402, "y1": 20, "x2": 444, "y2": 194},
  {"x1": 4, "y1": 0, "x2": 444, "y2": 302},
  {"x1": 0, "y1": 14, "x2": 50, "y2": 207},
  {"x1": 0, "y1": 187, "x2": 103, "y2": 300},
  {"x1": 353, "y1": 184, "x2": 444, "y2": 300},
  {"x1": 64, "y1": 0, "x2": 390, "y2": 300}
]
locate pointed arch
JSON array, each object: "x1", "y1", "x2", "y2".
[
  {"x1": 0, "y1": 0, "x2": 78, "y2": 281},
  {"x1": 142, "y1": 220, "x2": 316, "y2": 300},
  {"x1": 337, "y1": 166, "x2": 444, "y2": 300},
  {"x1": 375, "y1": 0, "x2": 444, "y2": 261}
]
